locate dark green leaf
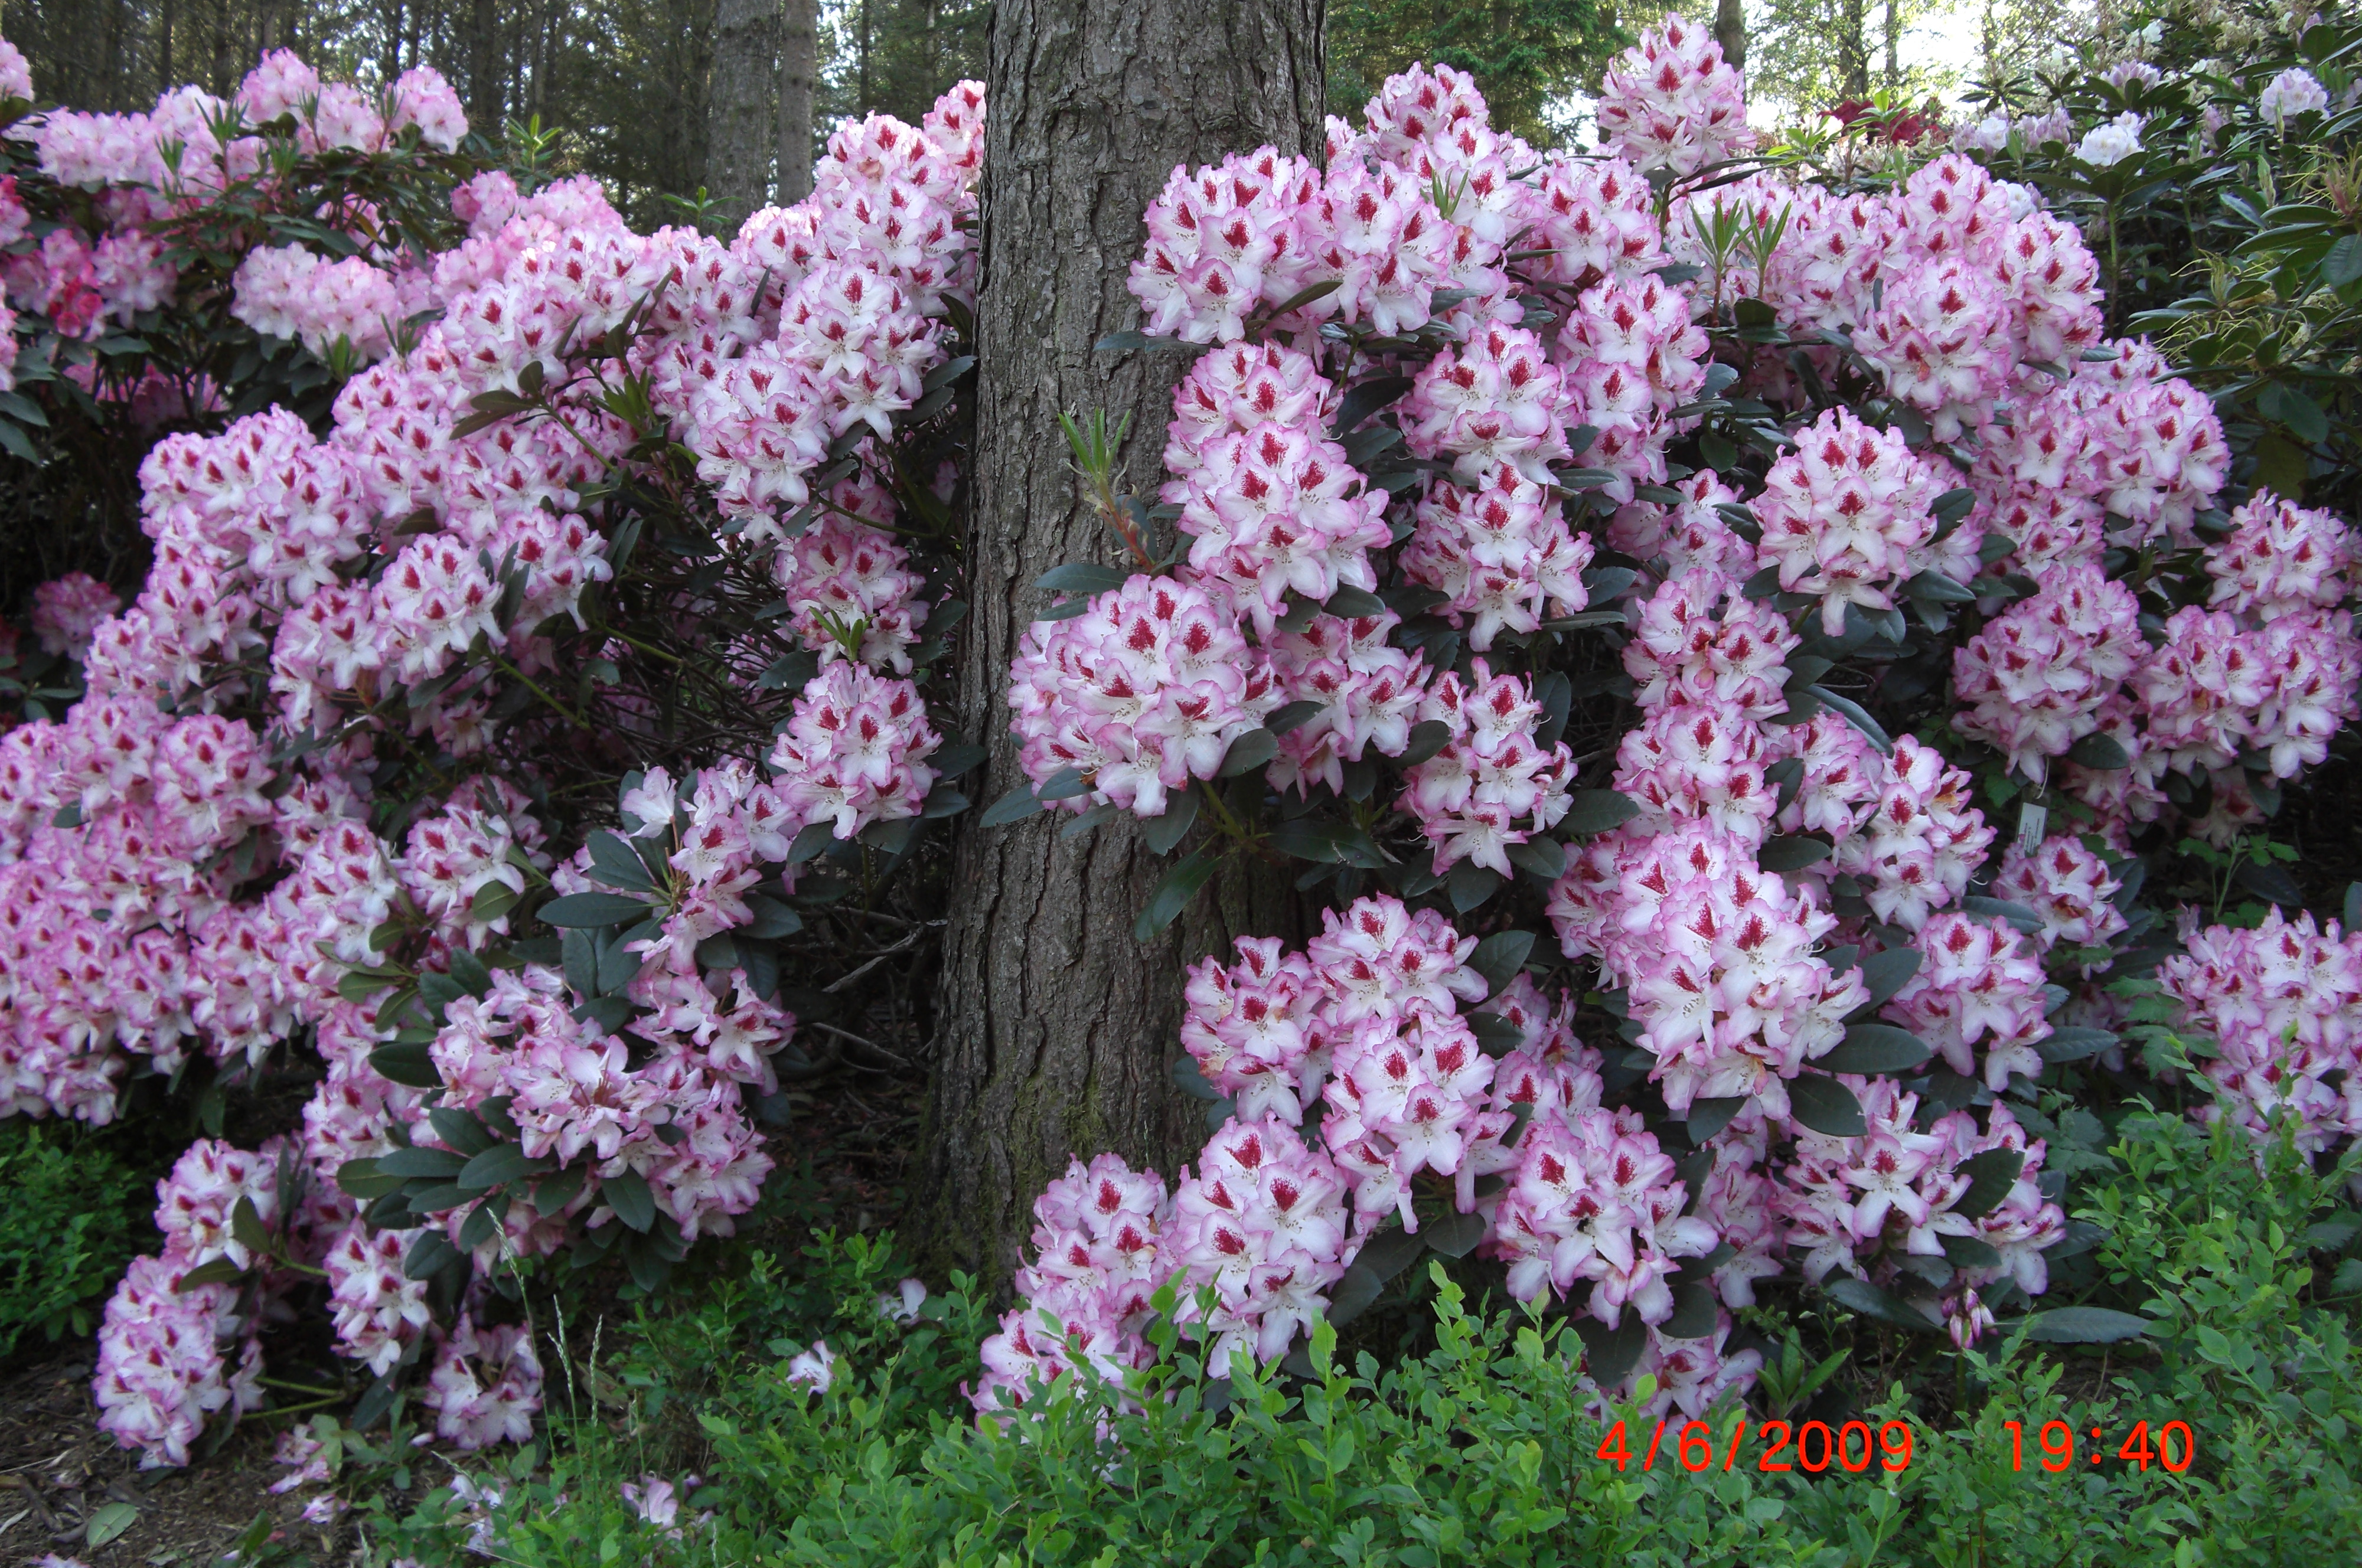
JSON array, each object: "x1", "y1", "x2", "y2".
[
  {"x1": 379, "y1": 1146, "x2": 469, "y2": 1180},
  {"x1": 1036, "y1": 767, "x2": 1091, "y2": 802},
  {"x1": 404, "y1": 1231, "x2": 463, "y2": 1280},
  {"x1": 978, "y1": 784, "x2": 1045, "y2": 828},
  {"x1": 1952, "y1": 1148, "x2": 2025, "y2": 1220},
  {"x1": 1759, "y1": 835, "x2": 1831, "y2": 872},
  {"x1": 459, "y1": 1142, "x2": 551, "y2": 1193},
  {"x1": 588, "y1": 831, "x2": 657, "y2": 891},
  {"x1": 1787, "y1": 1076, "x2": 1867, "y2": 1137},
  {"x1": 1143, "y1": 787, "x2": 1200, "y2": 854},
  {"x1": 2018, "y1": 1306, "x2": 2151, "y2": 1344},
  {"x1": 1506, "y1": 836, "x2": 1566, "y2": 881},
  {"x1": 1134, "y1": 848, "x2": 1221, "y2": 940},
  {"x1": 1686, "y1": 1097, "x2": 1746, "y2": 1144},
  {"x1": 1819, "y1": 1024, "x2": 1933, "y2": 1075},
  {"x1": 1332, "y1": 375, "x2": 1414, "y2": 434},
  {"x1": 368, "y1": 1042, "x2": 443, "y2": 1089},
  {"x1": 1469, "y1": 930, "x2": 1534, "y2": 996},
  {"x1": 1660, "y1": 1281, "x2": 1720, "y2": 1340},
  {"x1": 2037, "y1": 1026, "x2": 2118, "y2": 1064},
  {"x1": 1423, "y1": 1211, "x2": 1487, "y2": 1258},
  {"x1": 1170, "y1": 1054, "x2": 1225, "y2": 1101},
  {"x1": 428, "y1": 1106, "x2": 497, "y2": 1158},
  {"x1": 1560, "y1": 789, "x2": 1643, "y2": 835},
  {"x1": 1356, "y1": 1224, "x2": 1427, "y2": 1283},
  {"x1": 1218, "y1": 728, "x2": 1278, "y2": 777},
  {"x1": 1035, "y1": 562, "x2": 1131, "y2": 596},
  {"x1": 540, "y1": 891, "x2": 654, "y2": 928},
  {"x1": 1325, "y1": 1262, "x2": 1385, "y2": 1327},
  {"x1": 1825, "y1": 1275, "x2": 1942, "y2": 1332},
  {"x1": 1807, "y1": 686, "x2": 1892, "y2": 754},
  {"x1": 2066, "y1": 732, "x2": 2131, "y2": 770},
  {"x1": 1962, "y1": 896, "x2": 2044, "y2": 935},
  {"x1": 1265, "y1": 700, "x2": 1325, "y2": 736},
  {"x1": 2234, "y1": 860, "x2": 2304, "y2": 910},
  {"x1": 1398, "y1": 719, "x2": 1454, "y2": 767},
  {"x1": 1447, "y1": 859, "x2": 1502, "y2": 913},
  {"x1": 603, "y1": 1169, "x2": 657, "y2": 1232},
  {"x1": 1857, "y1": 946, "x2": 1922, "y2": 1008},
  {"x1": 1573, "y1": 1314, "x2": 1649, "y2": 1386}
]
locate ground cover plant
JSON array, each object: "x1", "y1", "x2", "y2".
[{"x1": 0, "y1": 4, "x2": 2358, "y2": 1563}]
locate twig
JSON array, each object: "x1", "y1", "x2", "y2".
[{"x1": 822, "y1": 929, "x2": 925, "y2": 992}]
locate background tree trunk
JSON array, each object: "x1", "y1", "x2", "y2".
[
  {"x1": 777, "y1": 0, "x2": 816, "y2": 202},
  {"x1": 706, "y1": 0, "x2": 779, "y2": 227},
  {"x1": 1714, "y1": 0, "x2": 1747, "y2": 71},
  {"x1": 916, "y1": 0, "x2": 1326, "y2": 1283}
]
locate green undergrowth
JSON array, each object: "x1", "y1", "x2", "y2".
[
  {"x1": 0, "y1": 1117, "x2": 156, "y2": 1363},
  {"x1": 280, "y1": 1110, "x2": 2362, "y2": 1567}
]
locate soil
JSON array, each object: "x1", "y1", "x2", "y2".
[{"x1": 0, "y1": 1352, "x2": 309, "y2": 1567}]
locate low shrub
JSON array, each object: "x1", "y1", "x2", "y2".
[
  {"x1": 313, "y1": 1109, "x2": 2358, "y2": 1567},
  {"x1": 0, "y1": 1117, "x2": 154, "y2": 1360}
]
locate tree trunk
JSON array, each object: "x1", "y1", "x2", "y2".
[
  {"x1": 777, "y1": 0, "x2": 816, "y2": 203},
  {"x1": 470, "y1": 0, "x2": 501, "y2": 133},
  {"x1": 1841, "y1": 0, "x2": 1870, "y2": 99},
  {"x1": 705, "y1": 0, "x2": 778, "y2": 227},
  {"x1": 1714, "y1": 0, "x2": 1747, "y2": 72},
  {"x1": 916, "y1": 0, "x2": 1326, "y2": 1285}
]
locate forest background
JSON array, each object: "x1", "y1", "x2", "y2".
[{"x1": 5, "y1": 0, "x2": 2161, "y2": 241}]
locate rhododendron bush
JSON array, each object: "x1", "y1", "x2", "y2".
[
  {"x1": 971, "y1": 17, "x2": 2362, "y2": 1425},
  {"x1": 6, "y1": 9, "x2": 2362, "y2": 1480},
  {"x1": 0, "y1": 34, "x2": 990, "y2": 1468}
]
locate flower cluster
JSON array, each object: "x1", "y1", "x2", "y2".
[
  {"x1": 1593, "y1": 14, "x2": 1755, "y2": 176},
  {"x1": 1753, "y1": 407, "x2": 1952, "y2": 635},
  {"x1": 2160, "y1": 910, "x2": 2362, "y2": 1162},
  {"x1": 1163, "y1": 343, "x2": 1391, "y2": 629},
  {"x1": 1007, "y1": 573, "x2": 1278, "y2": 817},
  {"x1": 1399, "y1": 661, "x2": 1577, "y2": 874},
  {"x1": 92, "y1": 1138, "x2": 281, "y2": 1467},
  {"x1": 1777, "y1": 1082, "x2": 2064, "y2": 1347}
]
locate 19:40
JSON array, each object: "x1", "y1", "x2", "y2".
[{"x1": 2005, "y1": 1419, "x2": 2195, "y2": 1472}]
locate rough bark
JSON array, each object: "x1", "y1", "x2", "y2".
[
  {"x1": 916, "y1": 0, "x2": 1327, "y2": 1284},
  {"x1": 777, "y1": 0, "x2": 817, "y2": 204},
  {"x1": 706, "y1": 0, "x2": 779, "y2": 228}
]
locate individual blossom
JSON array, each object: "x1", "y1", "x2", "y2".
[
  {"x1": 2259, "y1": 67, "x2": 2331, "y2": 126},
  {"x1": 767, "y1": 662, "x2": 942, "y2": 839},
  {"x1": 1262, "y1": 611, "x2": 1429, "y2": 798},
  {"x1": 1401, "y1": 322, "x2": 1574, "y2": 485},
  {"x1": 1172, "y1": 419, "x2": 1391, "y2": 631},
  {"x1": 2160, "y1": 909, "x2": 2362, "y2": 1162},
  {"x1": 2204, "y1": 490, "x2": 2356, "y2": 619},
  {"x1": 1181, "y1": 935, "x2": 1326, "y2": 1122},
  {"x1": 1622, "y1": 570, "x2": 1797, "y2": 721},
  {"x1": 1622, "y1": 852, "x2": 1866, "y2": 1117},
  {"x1": 30, "y1": 573, "x2": 122, "y2": 658},
  {"x1": 774, "y1": 516, "x2": 932, "y2": 673},
  {"x1": 1482, "y1": 1104, "x2": 1714, "y2": 1322},
  {"x1": 2075, "y1": 112, "x2": 2144, "y2": 167},
  {"x1": 1836, "y1": 736, "x2": 1995, "y2": 932}
]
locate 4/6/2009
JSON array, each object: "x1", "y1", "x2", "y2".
[{"x1": 1597, "y1": 1417, "x2": 1915, "y2": 1472}]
